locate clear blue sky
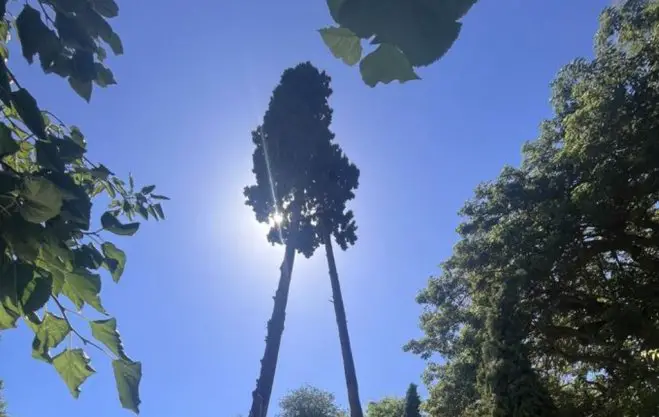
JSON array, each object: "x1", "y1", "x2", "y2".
[{"x1": 1, "y1": 1, "x2": 610, "y2": 416}]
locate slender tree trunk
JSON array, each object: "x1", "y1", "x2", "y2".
[
  {"x1": 249, "y1": 205, "x2": 301, "y2": 417},
  {"x1": 322, "y1": 227, "x2": 364, "y2": 417}
]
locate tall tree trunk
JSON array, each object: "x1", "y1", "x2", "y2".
[
  {"x1": 322, "y1": 227, "x2": 364, "y2": 417},
  {"x1": 249, "y1": 205, "x2": 301, "y2": 417}
]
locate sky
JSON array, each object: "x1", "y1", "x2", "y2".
[{"x1": 1, "y1": 1, "x2": 611, "y2": 416}]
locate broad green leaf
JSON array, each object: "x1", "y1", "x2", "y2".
[
  {"x1": 101, "y1": 242, "x2": 125, "y2": 282},
  {"x1": 113, "y1": 360, "x2": 142, "y2": 413},
  {"x1": 32, "y1": 312, "x2": 71, "y2": 359},
  {"x1": 63, "y1": 269, "x2": 104, "y2": 313},
  {"x1": 19, "y1": 176, "x2": 63, "y2": 223},
  {"x1": 53, "y1": 349, "x2": 95, "y2": 398},
  {"x1": 11, "y1": 88, "x2": 47, "y2": 139},
  {"x1": 90, "y1": 318, "x2": 128, "y2": 359},
  {"x1": 101, "y1": 212, "x2": 140, "y2": 236},
  {"x1": 359, "y1": 44, "x2": 419, "y2": 87},
  {"x1": 18, "y1": 272, "x2": 52, "y2": 314},
  {"x1": 2, "y1": 216, "x2": 43, "y2": 261},
  {"x1": 69, "y1": 77, "x2": 92, "y2": 102},
  {"x1": 0, "y1": 123, "x2": 18, "y2": 157},
  {"x1": 16, "y1": 5, "x2": 48, "y2": 64},
  {"x1": 327, "y1": 0, "x2": 346, "y2": 23},
  {"x1": 108, "y1": 32, "x2": 123, "y2": 55},
  {"x1": 335, "y1": 0, "x2": 464, "y2": 67},
  {"x1": 140, "y1": 185, "x2": 155, "y2": 194},
  {"x1": 92, "y1": 0, "x2": 119, "y2": 18},
  {"x1": 319, "y1": 26, "x2": 362, "y2": 66},
  {"x1": 94, "y1": 63, "x2": 116, "y2": 87}
]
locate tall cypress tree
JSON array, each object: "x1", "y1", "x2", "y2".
[
  {"x1": 403, "y1": 383, "x2": 421, "y2": 417},
  {"x1": 245, "y1": 62, "x2": 332, "y2": 417},
  {"x1": 245, "y1": 62, "x2": 363, "y2": 417}
]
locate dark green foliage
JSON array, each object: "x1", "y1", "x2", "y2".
[
  {"x1": 407, "y1": 1, "x2": 659, "y2": 415},
  {"x1": 0, "y1": 0, "x2": 166, "y2": 412},
  {"x1": 403, "y1": 384, "x2": 421, "y2": 417},
  {"x1": 321, "y1": 0, "x2": 478, "y2": 86},
  {"x1": 244, "y1": 61, "x2": 359, "y2": 256}
]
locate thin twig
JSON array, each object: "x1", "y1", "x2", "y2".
[{"x1": 51, "y1": 296, "x2": 114, "y2": 359}]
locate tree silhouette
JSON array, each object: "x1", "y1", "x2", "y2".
[
  {"x1": 311, "y1": 118, "x2": 362, "y2": 417},
  {"x1": 403, "y1": 384, "x2": 421, "y2": 417},
  {"x1": 244, "y1": 62, "x2": 334, "y2": 417},
  {"x1": 244, "y1": 62, "x2": 363, "y2": 417}
]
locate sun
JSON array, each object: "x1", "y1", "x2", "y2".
[{"x1": 269, "y1": 212, "x2": 284, "y2": 227}]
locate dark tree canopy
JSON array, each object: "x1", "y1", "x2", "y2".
[
  {"x1": 244, "y1": 62, "x2": 359, "y2": 256},
  {"x1": 406, "y1": 1, "x2": 659, "y2": 415},
  {"x1": 403, "y1": 384, "x2": 421, "y2": 417}
]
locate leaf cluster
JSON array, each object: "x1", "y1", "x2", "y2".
[
  {"x1": 0, "y1": 0, "x2": 167, "y2": 413},
  {"x1": 320, "y1": 0, "x2": 478, "y2": 86}
]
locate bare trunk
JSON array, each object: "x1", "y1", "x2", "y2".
[
  {"x1": 249, "y1": 204, "x2": 300, "y2": 417},
  {"x1": 323, "y1": 228, "x2": 364, "y2": 417}
]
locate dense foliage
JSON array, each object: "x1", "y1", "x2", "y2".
[
  {"x1": 277, "y1": 385, "x2": 347, "y2": 417},
  {"x1": 0, "y1": 0, "x2": 166, "y2": 412},
  {"x1": 320, "y1": 0, "x2": 478, "y2": 86},
  {"x1": 406, "y1": 0, "x2": 659, "y2": 415},
  {"x1": 366, "y1": 397, "x2": 404, "y2": 417}
]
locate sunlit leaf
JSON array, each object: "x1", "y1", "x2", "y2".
[
  {"x1": 63, "y1": 269, "x2": 104, "y2": 313},
  {"x1": 319, "y1": 26, "x2": 362, "y2": 66},
  {"x1": 32, "y1": 312, "x2": 71, "y2": 359},
  {"x1": 91, "y1": 318, "x2": 128, "y2": 359},
  {"x1": 113, "y1": 359, "x2": 141, "y2": 413},
  {"x1": 101, "y1": 242, "x2": 125, "y2": 282},
  {"x1": 53, "y1": 349, "x2": 95, "y2": 398}
]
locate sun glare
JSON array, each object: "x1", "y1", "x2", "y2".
[{"x1": 270, "y1": 212, "x2": 284, "y2": 227}]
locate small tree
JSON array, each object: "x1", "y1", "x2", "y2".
[
  {"x1": 403, "y1": 384, "x2": 421, "y2": 417},
  {"x1": 366, "y1": 397, "x2": 404, "y2": 417},
  {"x1": 277, "y1": 385, "x2": 346, "y2": 417}
]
